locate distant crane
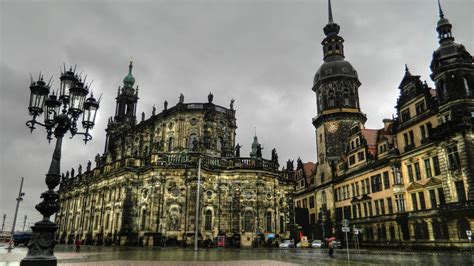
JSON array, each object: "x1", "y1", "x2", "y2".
[{"x1": 6, "y1": 177, "x2": 25, "y2": 250}]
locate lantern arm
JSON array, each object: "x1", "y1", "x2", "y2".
[
  {"x1": 72, "y1": 129, "x2": 93, "y2": 144},
  {"x1": 26, "y1": 116, "x2": 48, "y2": 132}
]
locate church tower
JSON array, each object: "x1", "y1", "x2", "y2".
[
  {"x1": 312, "y1": 0, "x2": 366, "y2": 164},
  {"x1": 104, "y1": 61, "x2": 140, "y2": 155},
  {"x1": 114, "y1": 61, "x2": 139, "y2": 125}
]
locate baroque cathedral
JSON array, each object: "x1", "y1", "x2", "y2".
[
  {"x1": 56, "y1": 62, "x2": 296, "y2": 247},
  {"x1": 295, "y1": 0, "x2": 474, "y2": 249}
]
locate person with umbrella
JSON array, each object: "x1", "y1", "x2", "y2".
[{"x1": 327, "y1": 237, "x2": 336, "y2": 258}]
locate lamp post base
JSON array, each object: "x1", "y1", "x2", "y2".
[{"x1": 20, "y1": 220, "x2": 58, "y2": 266}]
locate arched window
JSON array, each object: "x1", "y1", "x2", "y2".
[
  {"x1": 464, "y1": 77, "x2": 470, "y2": 95},
  {"x1": 279, "y1": 216, "x2": 285, "y2": 233},
  {"x1": 335, "y1": 44, "x2": 340, "y2": 52},
  {"x1": 322, "y1": 191, "x2": 327, "y2": 205},
  {"x1": 265, "y1": 212, "x2": 272, "y2": 232},
  {"x1": 204, "y1": 210, "x2": 212, "y2": 231},
  {"x1": 167, "y1": 137, "x2": 173, "y2": 152},
  {"x1": 458, "y1": 217, "x2": 471, "y2": 239},
  {"x1": 188, "y1": 134, "x2": 198, "y2": 150},
  {"x1": 446, "y1": 144, "x2": 460, "y2": 169},
  {"x1": 343, "y1": 89, "x2": 350, "y2": 106},
  {"x1": 244, "y1": 211, "x2": 253, "y2": 232},
  {"x1": 432, "y1": 220, "x2": 449, "y2": 240},
  {"x1": 328, "y1": 90, "x2": 335, "y2": 107}
]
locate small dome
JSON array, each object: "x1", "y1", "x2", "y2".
[
  {"x1": 123, "y1": 61, "x2": 135, "y2": 87},
  {"x1": 314, "y1": 59, "x2": 358, "y2": 86}
]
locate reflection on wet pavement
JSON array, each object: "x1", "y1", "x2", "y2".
[{"x1": 0, "y1": 243, "x2": 472, "y2": 265}]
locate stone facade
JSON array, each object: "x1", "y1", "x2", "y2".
[
  {"x1": 56, "y1": 63, "x2": 294, "y2": 247},
  {"x1": 295, "y1": 2, "x2": 474, "y2": 249}
]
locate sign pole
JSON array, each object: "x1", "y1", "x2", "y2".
[{"x1": 345, "y1": 231, "x2": 350, "y2": 262}]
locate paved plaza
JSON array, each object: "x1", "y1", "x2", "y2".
[{"x1": 1, "y1": 244, "x2": 473, "y2": 266}]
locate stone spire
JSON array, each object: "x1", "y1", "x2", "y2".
[{"x1": 435, "y1": 0, "x2": 454, "y2": 44}]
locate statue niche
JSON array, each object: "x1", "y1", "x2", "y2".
[{"x1": 167, "y1": 206, "x2": 181, "y2": 231}]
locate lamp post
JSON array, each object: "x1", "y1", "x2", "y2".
[{"x1": 21, "y1": 66, "x2": 100, "y2": 266}]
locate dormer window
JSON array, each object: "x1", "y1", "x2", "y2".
[
  {"x1": 401, "y1": 109, "x2": 411, "y2": 122},
  {"x1": 415, "y1": 101, "x2": 426, "y2": 115}
]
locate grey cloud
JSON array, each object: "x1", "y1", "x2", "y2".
[{"x1": 1, "y1": 0, "x2": 472, "y2": 229}]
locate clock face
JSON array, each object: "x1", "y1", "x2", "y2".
[{"x1": 327, "y1": 122, "x2": 339, "y2": 133}]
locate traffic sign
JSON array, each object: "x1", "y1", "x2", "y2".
[
  {"x1": 342, "y1": 219, "x2": 349, "y2": 227},
  {"x1": 466, "y1": 230, "x2": 472, "y2": 236},
  {"x1": 342, "y1": 226, "x2": 350, "y2": 232},
  {"x1": 354, "y1": 229, "x2": 359, "y2": 235}
]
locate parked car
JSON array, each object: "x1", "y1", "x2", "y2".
[
  {"x1": 311, "y1": 240, "x2": 323, "y2": 248},
  {"x1": 296, "y1": 240, "x2": 310, "y2": 248},
  {"x1": 279, "y1": 239, "x2": 294, "y2": 248},
  {"x1": 12, "y1": 232, "x2": 33, "y2": 246},
  {"x1": 332, "y1": 240, "x2": 342, "y2": 249}
]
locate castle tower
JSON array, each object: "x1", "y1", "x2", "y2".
[{"x1": 312, "y1": 0, "x2": 366, "y2": 164}]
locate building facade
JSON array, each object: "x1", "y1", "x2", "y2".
[
  {"x1": 56, "y1": 62, "x2": 295, "y2": 247},
  {"x1": 296, "y1": 1, "x2": 474, "y2": 249}
]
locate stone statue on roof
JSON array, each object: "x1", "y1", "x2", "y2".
[
  {"x1": 179, "y1": 93, "x2": 184, "y2": 104},
  {"x1": 235, "y1": 143, "x2": 242, "y2": 157},
  {"x1": 208, "y1": 92, "x2": 214, "y2": 103},
  {"x1": 164, "y1": 100, "x2": 168, "y2": 110}
]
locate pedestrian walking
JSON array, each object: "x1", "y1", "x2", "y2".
[
  {"x1": 328, "y1": 241, "x2": 334, "y2": 258},
  {"x1": 75, "y1": 239, "x2": 81, "y2": 252}
]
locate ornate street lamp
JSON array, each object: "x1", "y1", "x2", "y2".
[{"x1": 22, "y1": 66, "x2": 100, "y2": 266}]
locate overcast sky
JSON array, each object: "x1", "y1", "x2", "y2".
[{"x1": 1, "y1": 0, "x2": 472, "y2": 230}]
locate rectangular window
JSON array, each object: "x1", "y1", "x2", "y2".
[
  {"x1": 415, "y1": 101, "x2": 425, "y2": 115},
  {"x1": 414, "y1": 162, "x2": 421, "y2": 181},
  {"x1": 402, "y1": 109, "x2": 411, "y2": 122},
  {"x1": 363, "y1": 203, "x2": 368, "y2": 217},
  {"x1": 375, "y1": 200, "x2": 380, "y2": 215},
  {"x1": 420, "y1": 125, "x2": 427, "y2": 139},
  {"x1": 355, "y1": 182, "x2": 359, "y2": 196},
  {"x1": 371, "y1": 174, "x2": 382, "y2": 193},
  {"x1": 357, "y1": 151, "x2": 365, "y2": 161},
  {"x1": 429, "y1": 189, "x2": 437, "y2": 208},
  {"x1": 387, "y1": 197, "x2": 393, "y2": 214},
  {"x1": 366, "y1": 179, "x2": 371, "y2": 194},
  {"x1": 380, "y1": 199, "x2": 385, "y2": 215},
  {"x1": 409, "y1": 131, "x2": 415, "y2": 145},
  {"x1": 424, "y1": 158, "x2": 432, "y2": 178},
  {"x1": 407, "y1": 165, "x2": 414, "y2": 183},
  {"x1": 351, "y1": 184, "x2": 355, "y2": 198},
  {"x1": 432, "y1": 156, "x2": 441, "y2": 176},
  {"x1": 438, "y1": 187, "x2": 445, "y2": 205},
  {"x1": 303, "y1": 198, "x2": 308, "y2": 208},
  {"x1": 296, "y1": 200, "x2": 301, "y2": 208},
  {"x1": 411, "y1": 193, "x2": 418, "y2": 211},
  {"x1": 455, "y1": 181, "x2": 466, "y2": 202},
  {"x1": 403, "y1": 133, "x2": 409, "y2": 146},
  {"x1": 368, "y1": 202, "x2": 373, "y2": 216},
  {"x1": 349, "y1": 155, "x2": 356, "y2": 165},
  {"x1": 383, "y1": 171, "x2": 390, "y2": 189},
  {"x1": 352, "y1": 205, "x2": 358, "y2": 218},
  {"x1": 309, "y1": 196, "x2": 315, "y2": 208},
  {"x1": 418, "y1": 191, "x2": 426, "y2": 210}
]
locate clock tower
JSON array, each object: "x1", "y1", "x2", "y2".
[{"x1": 312, "y1": 0, "x2": 366, "y2": 164}]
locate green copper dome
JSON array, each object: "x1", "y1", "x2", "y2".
[{"x1": 123, "y1": 61, "x2": 135, "y2": 87}]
